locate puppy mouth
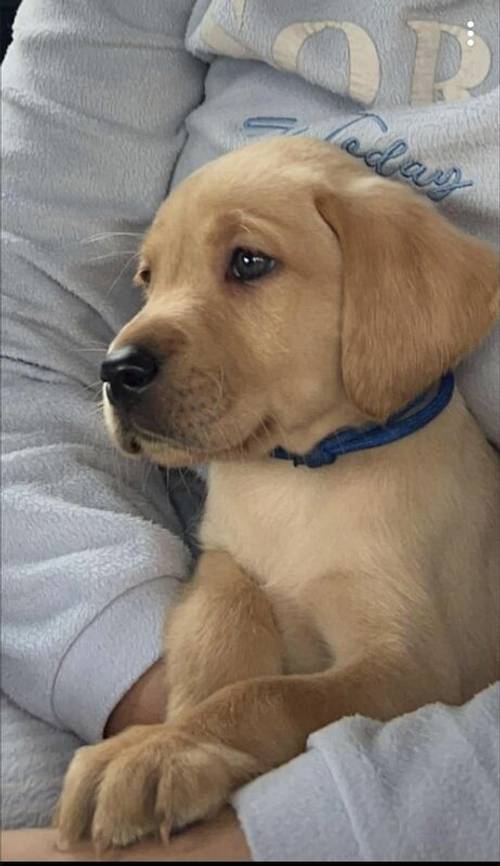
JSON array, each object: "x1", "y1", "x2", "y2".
[
  {"x1": 102, "y1": 384, "x2": 275, "y2": 461},
  {"x1": 120, "y1": 417, "x2": 274, "y2": 462}
]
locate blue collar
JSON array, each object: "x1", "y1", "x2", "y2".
[{"x1": 272, "y1": 372, "x2": 455, "y2": 469}]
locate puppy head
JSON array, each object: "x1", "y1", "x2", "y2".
[{"x1": 103, "y1": 137, "x2": 498, "y2": 466}]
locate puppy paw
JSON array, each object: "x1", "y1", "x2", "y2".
[{"x1": 55, "y1": 724, "x2": 258, "y2": 851}]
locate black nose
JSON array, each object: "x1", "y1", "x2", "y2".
[{"x1": 100, "y1": 345, "x2": 159, "y2": 406}]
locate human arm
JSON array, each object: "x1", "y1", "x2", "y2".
[
  {"x1": 1, "y1": 0, "x2": 205, "y2": 743},
  {"x1": 1, "y1": 808, "x2": 251, "y2": 862},
  {"x1": 233, "y1": 682, "x2": 500, "y2": 861}
]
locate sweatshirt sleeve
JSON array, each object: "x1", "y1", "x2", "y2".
[
  {"x1": 1, "y1": 0, "x2": 205, "y2": 744},
  {"x1": 233, "y1": 683, "x2": 500, "y2": 862}
]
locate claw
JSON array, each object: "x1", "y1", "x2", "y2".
[
  {"x1": 55, "y1": 833, "x2": 70, "y2": 852},
  {"x1": 160, "y1": 818, "x2": 172, "y2": 847},
  {"x1": 94, "y1": 832, "x2": 109, "y2": 861}
]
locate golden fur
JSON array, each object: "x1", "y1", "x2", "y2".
[{"x1": 57, "y1": 137, "x2": 500, "y2": 850}]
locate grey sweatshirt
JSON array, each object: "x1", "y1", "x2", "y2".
[{"x1": 2, "y1": 0, "x2": 499, "y2": 860}]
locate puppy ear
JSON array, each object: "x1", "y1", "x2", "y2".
[{"x1": 317, "y1": 179, "x2": 499, "y2": 420}]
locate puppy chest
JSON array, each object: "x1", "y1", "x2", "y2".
[
  {"x1": 199, "y1": 464, "x2": 345, "y2": 594},
  {"x1": 200, "y1": 469, "x2": 335, "y2": 673}
]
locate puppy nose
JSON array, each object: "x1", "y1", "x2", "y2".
[{"x1": 100, "y1": 345, "x2": 159, "y2": 406}]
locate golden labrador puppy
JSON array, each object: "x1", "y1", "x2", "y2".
[{"x1": 56, "y1": 137, "x2": 499, "y2": 849}]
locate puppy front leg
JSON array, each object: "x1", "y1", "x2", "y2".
[
  {"x1": 179, "y1": 650, "x2": 427, "y2": 771},
  {"x1": 56, "y1": 549, "x2": 284, "y2": 848},
  {"x1": 57, "y1": 650, "x2": 426, "y2": 848},
  {"x1": 165, "y1": 549, "x2": 284, "y2": 719}
]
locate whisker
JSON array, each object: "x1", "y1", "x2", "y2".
[
  {"x1": 266, "y1": 413, "x2": 288, "y2": 450},
  {"x1": 85, "y1": 380, "x2": 104, "y2": 394},
  {"x1": 140, "y1": 460, "x2": 155, "y2": 496},
  {"x1": 105, "y1": 252, "x2": 140, "y2": 297},
  {"x1": 80, "y1": 231, "x2": 144, "y2": 245},
  {"x1": 87, "y1": 251, "x2": 140, "y2": 263}
]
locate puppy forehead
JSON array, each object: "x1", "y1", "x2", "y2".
[
  {"x1": 143, "y1": 175, "x2": 311, "y2": 261},
  {"x1": 141, "y1": 137, "x2": 366, "y2": 261},
  {"x1": 182, "y1": 156, "x2": 316, "y2": 216}
]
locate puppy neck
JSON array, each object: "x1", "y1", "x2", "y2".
[{"x1": 272, "y1": 374, "x2": 455, "y2": 470}]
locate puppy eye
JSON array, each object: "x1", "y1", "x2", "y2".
[
  {"x1": 229, "y1": 248, "x2": 276, "y2": 282},
  {"x1": 135, "y1": 265, "x2": 151, "y2": 287}
]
